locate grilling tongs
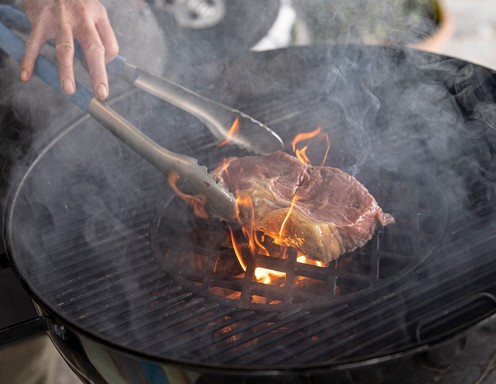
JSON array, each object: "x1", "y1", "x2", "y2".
[{"x1": 0, "y1": 6, "x2": 284, "y2": 221}]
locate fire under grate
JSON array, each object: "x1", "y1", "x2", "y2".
[{"x1": 153, "y1": 166, "x2": 448, "y2": 311}]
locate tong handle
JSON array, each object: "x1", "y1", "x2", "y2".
[
  {"x1": 0, "y1": 15, "x2": 236, "y2": 221},
  {"x1": 0, "y1": 14, "x2": 93, "y2": 111},
  {"x1": 0, "y1": 5, "x2": 284, "y2": 155}
]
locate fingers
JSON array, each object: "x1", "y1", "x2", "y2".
[
  {"x1": 55, "y1": 22, "x2": 75, "y2": 95},
  {"x1": 95, "y1": 10, "x2": 119, "y2": 63},
  {"x1": 78, "y1": 21, "x2": 109, "y2": 100},
  {"x1": 20, "y1": 22, "x2": 48, "y2": 83},
  {"x1": 21, "y1": 1, "x2": 117, "y2": 100}
]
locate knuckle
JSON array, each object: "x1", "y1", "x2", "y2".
[
  {"x1": 86, "y1": 42, "x2": 105, "y2": 56},
  {"x1": 56, "y1": 42, "x2": 75, "y2": 55},
  {"x1": 106, "y1": 42, "x2": 119, "y2": 59},
  {"x1": 24, "y1": 37, "x2": 39, "y2": 51},
  {"x1": 57, "y1": 20, "x2": 72, "y2": 34},
  {"x1": 98, "y1": 5, "x2": 109, "y2": 18}
]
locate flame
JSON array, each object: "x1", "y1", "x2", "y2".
[
  {"x1": 254, "y1": 233, "x2": 270, "y2": 256},
  {"x1": 230, "y1": 190, "x2": 297, "y2": 285},
  {"x1": 235, "y1": 191, "x2": 258, "y2": 256},
  {"x1": 167, "y1": 171, "x2": 209, "y2": 219},
  {"x1": 292, "y1": 127, "x2": 322, "y2": 151},
  {"x1": 254, "y1": 267, "x2": 286, "y2": 286},
  {"x1": 219, "y1": 159, "x2": 231, "y2": 178},
  {"x1": 291, "y1": 127, "x2": 331, "y2": 166},
  {"x1": 218, "y1": 117, "x2": 240, "y2": 147},
  {"x1": 229, "y1": 226, "x2": 286, "y2": 286},
  {"x1": 279, "y1": 195, "x2": 299, "y2": 239},
  {"x1": 295, "y1": 146, "x2": 310, "y2": 165},
  {"x1": 220, "y1": 126, "x2": 333, "y2": 289},
  {"x1": 320, "y1": 134, "x2": 331, "y2": 166},
  {"x1": 296, "y1": 255, "x2": 327, "y2": 267},
  {"x1": 228, "y1": 226, "x2": 247, "y2": 271}
]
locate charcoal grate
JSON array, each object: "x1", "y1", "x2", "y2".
[{"x1": 152, "y1": 167, "x2": 447, "y2": 311}]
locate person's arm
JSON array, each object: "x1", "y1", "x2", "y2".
[{"x1": 20, "y1": 0, "x2": 119, "y2": 100}]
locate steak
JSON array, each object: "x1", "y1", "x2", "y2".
[{"x1": 215, "y1": 151, "x2": 394, "y2": 262}]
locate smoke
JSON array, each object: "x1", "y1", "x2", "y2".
[
  {"x1": 1, "y1": 0, "x2": 496, "y2": 366},
  {"x1": 0, "y1": 0, "x2": 166, "y2": 231}
]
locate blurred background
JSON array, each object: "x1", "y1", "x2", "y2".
[
  {"x1": 139, "y1": 0, "x2": 496, "y2": 71},
  {"x1": 437, "y1": 0, "x2": 496, "y2": 70}
]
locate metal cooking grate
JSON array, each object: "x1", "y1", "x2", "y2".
[
  {"x1": 10, "y1": 121, "x2": 496, "y2": 368},
  {"x1": 153, "y1": 165, "x2": 447, "y2": 311},
  {"x1": 8, "y1": 44, "x2": 496, "y2": 368}
]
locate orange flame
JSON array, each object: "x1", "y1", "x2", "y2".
[
  {"x1": 254, "y1": 267, "x2": 286, "y2": 286},
  {"x1": 228, "y1": 226, "x2": 247, "y2": 271},
  {"x1": 279, "y1": 195, "x2": 299, "y2": 239},
  {"x1": 292, "y1": 127, "x2": 322, "y2": 151},
  {"x1": 221, "y1": 126, "x2": 334, "y2": 288},
  {"x1": 320, "y1": 134, "x2": 331, "y2": 166},
  {"x1": 291, "y1": 127, "x2": 331, "y2": 166},
  {"x1": 230, "y1": 190, "x2": 297, "y2": 285},
  {"x1": 296, "y1": 255, "x2": 327, "y2": 267},
  {"x1": 167, "y1": 171, "x2": 209, "y2": 219},
  {"x1": 295, "y1": 146, "x2": 310, "y2": 165},
  {"x1": 235, "y1": 192, "x2": 257, "y2": 256},
  {"x1": 218, "y1": 117, "x2": 240, "y2": 147},
  {"x1": 254, "y1": 232, "x2": 270, "y2": 256},
  {"x1": 229, "y1": 226, "x2": 286, "y2": 286},
  {"x1": 219, "y1": 159, "x2": 231, "y2": 178}
]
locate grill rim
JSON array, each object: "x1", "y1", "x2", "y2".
[
  {"x1": 5, "y1": 98, "x2": 496, "y2": 373},
  {"x1": 4, "y1": 44, "x2": 496, "y2": 374}
]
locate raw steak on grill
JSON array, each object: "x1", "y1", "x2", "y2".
[{"x1": 215, "y1": 151, "x2": 394, "y2": 262}]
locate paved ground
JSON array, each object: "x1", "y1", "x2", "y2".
[{"x1": 438, "y1": 0, "x2": 496, "y2": 70}]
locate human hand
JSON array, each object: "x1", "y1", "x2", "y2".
[{"x1": 21, "y1": 0, "x2": 119, "y2": 100}]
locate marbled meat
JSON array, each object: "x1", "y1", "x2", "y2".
[{"x1": 215, "y1": 151, "x2": 394, "y2": 262}]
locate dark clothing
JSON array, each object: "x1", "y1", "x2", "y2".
[{"x1": 0, "y1": 48, "x2": 58, "y2": 384}]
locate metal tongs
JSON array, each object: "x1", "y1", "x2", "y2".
[{"x1": 0, "y1": 5, "x2": 284, "y2": 222}]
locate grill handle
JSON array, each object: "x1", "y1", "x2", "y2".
[
  {"x1": 416, "y1": 292, "x2": 496, "y2": 342},
  {"x1": 0, "y1": 248, "x2": 55, "y2": 346},
  {"x1": 0, "y1": 317, "x2": 53, "y2": 346},
  {"x1": 0, "y1": 249, "x2": 9, "y2": 270}
]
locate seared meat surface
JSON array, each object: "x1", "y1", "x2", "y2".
[{"x1": 215, "y1": 152, "x2": 394, "y2": 262}]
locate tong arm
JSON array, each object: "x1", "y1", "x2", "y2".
[
  {"x1": 111, "y1": 59, "x2": 284, "y2": 155},
  {"x1": 0, "y1": 16, "x2": 237, "y2": 221},
  {"x1": 88, "y1": 99, "x2": 237, "y2": 220}
]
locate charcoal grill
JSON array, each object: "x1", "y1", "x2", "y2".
[
  {"x1": 154, "y1": 165, "x2": 447, "y2": 311},
  {"x1": 1, "y1": 45, "x2": 496, "y2": 383}
]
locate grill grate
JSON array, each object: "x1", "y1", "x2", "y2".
[
  {"x1": 11, "y1": 110, "x2": 496, "y2": 368},
  {"x1": 153, "y1": 166, "x2": 447, "y2": 311},
  {"x1": 8, "y1": 46, "x2": 496, "y2": 369},
  {"x1": 17, "y1": 138, "x2": 495, "y2": 368}
]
